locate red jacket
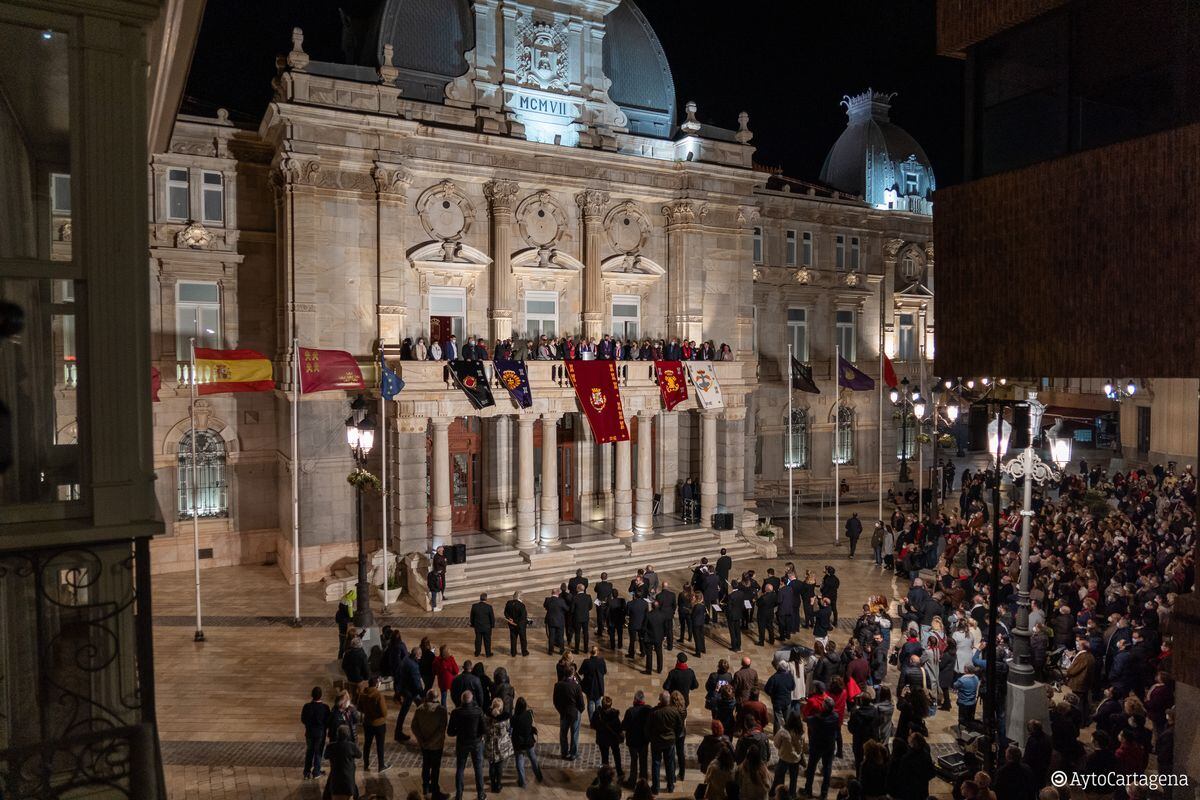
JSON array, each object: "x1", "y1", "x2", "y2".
[
  {"x1": 802, "y1": 691, "x2": 831, "y2": 719},
  {"x1": 433, "y1": 655, "x2": 459, "y2": 690}
]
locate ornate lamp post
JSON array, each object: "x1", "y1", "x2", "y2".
[
  {"x1": 922, "y1": 387, "x2": 960, "y2": 517},
  {"x1": 345, "y1": 394, "x2": 377, "y2": 630},
  {"x1": 890, "y1": 377, "x2": 921, "y2": 484}
]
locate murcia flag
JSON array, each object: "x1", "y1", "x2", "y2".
[
  {"x1": 299, "y1": 347, "x2": 365, "y2": 393},
  {"x1": 448, "y1": 360, "x2": 495, "y2": 409},
  {"x1": 493, "y1": 358, "x2": 533, "y2": 409},
  {"x1": 654, "y1": 360, "x2": 689, "y2": 411},
  {"x1": 565, "y1": 359, "x2": 629, "y2": 443},
  {"x1": 194, "y1": 348, "x2": 274, "y2": 395},
  {"x1": 687, "y1": 361, "x2": 724, "y2": 410},
  {"x1": 837, "y1": 355, "x2": 875, "y2": 391}
]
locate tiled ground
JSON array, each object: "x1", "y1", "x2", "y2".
[{"x1": 153, "y1": 503, "x2": 963, "y2": 799}]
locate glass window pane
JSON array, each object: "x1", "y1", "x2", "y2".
[
  {"x1": 202, "y1": 188, "x2": 223, "y2": 223},
  {"x1": 430, "y1": 294, "x2": 464, "y2": 314},
  {"x1": 51, "y1": 173, "x2": 71, "y2": 214},
  {"x1": 452, "y1": 454, "x2": 468, "y2": 506},
  {"x1": 836, "y1": 310, "x2": 852, "y2": 323},
  {"x1": 179, "y1": 282, "x2": 220, "y2": 303},
  {"x1": 527, "y1": 299, "x2": 556, "y2": 314},
  {"x1": 203, "y1": 172, "x2": 222, "y2": 186},
  {"x1": 178, "y1": 430, "x2": 228, "y2": 519},
  {"x1": 787, "y1": 308, "x2": 805, "y2": 322},
  {"x1": 613, "y1": 303, "x2": 638, "y2": 317},
  {"x1": 168, "y1": 185, "x2": 189, "y2": 219}
]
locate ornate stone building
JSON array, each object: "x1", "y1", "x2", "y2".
[{"x1": 143, "y1": 0, "x2": 934, "y2": 587}]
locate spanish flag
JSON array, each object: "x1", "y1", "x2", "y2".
[{"x1": 194, "y1": 348, "x2": 274, "y2": 395}]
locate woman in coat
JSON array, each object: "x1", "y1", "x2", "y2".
[
  {"x1": 492, "y1": 667, "x2": 515, "y2": 715},
  {"x1": 938, "y1": 645, "x2": 957, "y2": 710},
  {"x1": 952, "y1": 620, "x2": 974, "y2": 675},
  {"x1": 484, "y1": 698, "x2": 513, "y2": 793},
  {"x1": 432, "y1": 645, "x2": 458, "y2": 707},
  {"x1": 418, "y1": 636, "x2": 436, "y2": 692},
  {"x1": 896, "y1": 732, "x2": 935, "y2": 800},
  {"x1": 592, "y1": 695, "x2": 624, "y2": 779},
  {"x1": 510, "y1": 696, "x2": 544, "y2": 787},
  {"x1": 324, "y1": 724, "x2": 361, "y2": 800},
  {"x1": 413, "y1": 337, "x2": 428, "y2": 361}
]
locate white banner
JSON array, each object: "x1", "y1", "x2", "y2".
[{"x1": 687, "y1": 361, "x2": 724, "y2": 409}]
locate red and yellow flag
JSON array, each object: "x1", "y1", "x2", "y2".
[
  {"x1": 194, "y1": 348, "x2": 274, "y2": 395},
  {"x1": 299, "y1": 347, "x2": 365, "y2": 393}
]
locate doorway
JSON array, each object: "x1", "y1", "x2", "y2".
[
  {"x1": 534, "y1": 414, "x2": 578, "y2": 522},
  {"x1": 428, "y1": 417, "x2": 483, "y2": 533}
]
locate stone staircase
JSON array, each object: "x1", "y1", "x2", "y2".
[{"x1": 435, "y1": 527, "x2": 757, "y2": 607}]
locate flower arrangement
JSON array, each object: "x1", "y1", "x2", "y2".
[
  {"x1": 347, "y1": 468, "x2": 382, "y2": 493},
  {"x1": 916, "y1": 432, "x2": 932, "y2": 444},
  {"x1": 755, "y1": 519, "x2": 776, "y2": 540},
  {"x1": 938, "y1": 434, "x2": 956, "y2": 448}
]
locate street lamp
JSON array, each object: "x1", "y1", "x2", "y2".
[
  {"x1": 345, "y1": 394, "x2": 377, "y2": 631},
  {"x1": 890, "y1": 377, "x2": 918, "y2": 483},
  {"x1": 1047, "y1": 419, "x2": 1073, "y2": 471},
  {"x1": 1103, "y1": 379, "x2": 1137, "y2": 401}
]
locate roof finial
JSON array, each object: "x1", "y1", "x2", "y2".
[
  {"x1": 379, "y1": 43, "x2": 399, "y2": 85},
  {"x1": 735, "y1": 111, "x2": 753, "y2": 145},
  {"x1": 287, "y1": 27, "x2": 309, "y2": 71},
  {"x1": 681, "y1": 100, "x2": 701, "y2": 134}
]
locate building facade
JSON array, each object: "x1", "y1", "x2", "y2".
[{"x1": 142, "y1": 0, "x2": 934, "y2": 584}]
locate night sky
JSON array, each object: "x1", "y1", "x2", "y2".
[{"x1": 184, "y1": 0, "x2": 963, "y2": 186}]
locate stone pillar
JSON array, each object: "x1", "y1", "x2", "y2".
[
  {"x1": 635, "y1": 410, "x2": 655, "y2": 534},
  {"x1": 540, "y1": 412, "x2": 561, "y2": 544},
  {"x1": 615, "y1": 435, "x2": 633, "y2": 537},
  {"x1": 484, "y1": 415, "x2": 515, "y2": 531},
  {"x1": 719, "y1": 407, "x2": 747, "y2": 516},
  {"x1": 655, "y1": 411, "x2": 680, "y2": 515},
  {"x1": 663, "y1": 201, "x2": 702, "y2": 342},
  {"x1": 516, "y1": 414, "x2": 536, "y2": 549},
  {"x1": 430, "y1": 417, "x2": 452, "y2": 542},
  {"x1": 484, "y1": 179, "x2": 519, "y2": 341},
  {"x1": 700, "y1": 410, "x2": 719, "y2": 527},
  {"x1": 882, "y1": 238, "x2": 902, "y2": 357},
  {"x1": 395, "y1": 416, "x2": 430, "y2": 554},
  {"x1": 576, "y1": 189, "x2": 609, "y2": 340}
]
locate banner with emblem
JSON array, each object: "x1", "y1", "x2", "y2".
[
  {"x1": 653, "y1": 360, "x2": 689, "y2": 411},
  {"x1": 687, "y1": 361, "x2": 724, "y2": 410},
  {"x1": 492, "y1": 358, "x2": 533, "y2": 409},
  {"x1": 564, "y1": 359, "x2": 629, "y2": 443},
  {"x1": 448, "y1": 360, "x2": 495, "y2": 409},
  {"x1": 299, "y1": 347, "x2": 365, "y2": 393}
]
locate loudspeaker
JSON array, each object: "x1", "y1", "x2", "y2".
[
  {"x1": 712, "y1": 512, "x2": 734, "y2": 530},
  {"x1": 445, "y1": 543, "x2": 467, "y2": 564}
]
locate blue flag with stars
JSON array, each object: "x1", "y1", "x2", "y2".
[{"x1": 380, "y1": 355, "x2": 403, "y2": 400}]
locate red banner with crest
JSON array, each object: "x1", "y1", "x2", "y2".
[
  {"x1": 564, "y1": 359, "x2": 629, "y2": 443},
  {"x1": 653, "y1": 360, "x2": 689, "y2": 411}
]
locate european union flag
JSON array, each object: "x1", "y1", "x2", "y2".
[
  {"x1": 493, "y1": 358, "x2": 533, "y2": 409},
  {"x1": 380, "y1": 355, "x2": 403, "y2": 400}
]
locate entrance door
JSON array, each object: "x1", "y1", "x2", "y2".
[
  {"x1": 428, "y1": 417, "x2": 482, "y2": 532},
  {"x1": 533, "y1": 415, "x2": 578, "y2": 522}
]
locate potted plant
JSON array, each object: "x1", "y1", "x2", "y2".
[
  {"x1": 379, "y1": 561, "x2": 403, "y2": 605},
  {"x1": 347, "y1": 468, "x2": 382, "y2": 493},
  {"x1": 755, "y1": 519, "x2": 776, "y2": 541}
]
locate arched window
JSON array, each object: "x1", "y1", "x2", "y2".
[
  {"x1": 785, "y1": 409, "x2": 810, "y2": 469},
  {"x1": 833, "y1": 407, "x2": 855, "y2": 465},
  {"x1": 897, "y1": 411, "x2": 917, "y2": 460},
  {"x1": 177, "y1": 429, "x2": 228, "y2": 520}
]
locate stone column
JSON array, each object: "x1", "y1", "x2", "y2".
[
  {"x1": 615, "y1": 435, "x2": 633, "y2": 537},
  {"x1": 540, "y1": 412, "x2": 561, "y2": 545},
  {"x1": 700, "y1": 410, "x2": 719, "y2": 527},
  {"x1": 576, "y1": 189, "x2": 609, "y2": 340},
  {"x1": 516, "y1": 414, "x2": 536, "y2": 549},
  {"x1": 430, "y1": 417, "x2": 452, "y2": 541},
  {"x1": 395, "y1": 416, "x2": 431, "y2": 554},
  {"x1": 663, "y1": 201, "x2": 701, "y2": 342},
  {"x1": 719, "y1": 407, "x2": 747, "y2": 519},
  {"x1": 655, "y1": 411, "x2": 680, "y2": 515},
  {"x1": 484, "y1": 415, "x2": 515, "y2": 532},
  {"x1": 484, "y1": 179, "x2": 519, "y2": 342},
  {"x1": 635, "y1": 410, "x2": 655, "y2": 534}
]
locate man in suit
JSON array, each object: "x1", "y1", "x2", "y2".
[
  {"x1": 690, "y1": 598, "x2": 708, "y2": 657},
  {"x1": 626, "y1": 593, "x2": 648, "y2": 658},
  {"x1": 470, "y1": 593, "x2": 495, "y2": 657},
  {"x1": 701, "y1": 568, "x2": 721, "y2": 623},
  {"x1": 755, "y1": 583, "x2": 779, "y2": 647},
  {"x1": 644, "y1": 601, "x2": 668, "y2": 675},
  {"x1": 503, "y1": 591, "x2": 529, "y2": 657},
  {"x1": 567, "y1": 568, "x2": 589, "y2": 595},
  {"x1": 644, "y1": 565, "x2": 660, "y2": 595},
  {"x1": 656, "y1": 581, "x2": 677, "y2": 649},
  {"x1": 716, "y1": 548, "x2": 733, "y2": 583},
  {"x1": 594, "y1": 572, "x2": 614, "y2": 638},
  {"x1": 543, "y1": 589, "x2": 568, "y2": 655},
  {"x1": 570, "y1": 584, "x2": 593, "y2": 652},
  {"x1": 444, "y1": 334, "x2": 458, "y2": 361},
  {"x1": 607, "y1": 589, "x2": 627, "y2": 652},
  {"x1": 725, "y1": 582, "x2": 746, "y2": 652}
]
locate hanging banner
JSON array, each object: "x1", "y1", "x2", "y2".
[
  {"x1": 653, "y1": 360, "x2": 689, "y2": 411},
  {"x1": 448, "y1": 360, "x2": 495, "y2": 409},
  {"x1": 493, "y1": 358, "x2": 533, "y2": 409},
  {"x1": 299, "y1": 347, "x2": 365, "y2": 393},
  {"x1": 565, "y1": 359, "x2": 629, "y2": 443},
  {"x1": 687, "y1": 361, "x2": 724, "y2": 410}
]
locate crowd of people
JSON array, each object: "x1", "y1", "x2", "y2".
[
  {"x1": 396, "y1": 332, "x2": 736, "y2": 363},
  {"x1": 303, "y1": 460, "x2": 1191, "y2": 800}
]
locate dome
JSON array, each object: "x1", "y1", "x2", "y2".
[
  {"x1": 603, "y1": 1, "x2": 676, "y2": 139},
  {"x1": 819, "y1": 90, "x2": 935, "y2": 214}
]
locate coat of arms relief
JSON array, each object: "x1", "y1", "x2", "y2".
[{"x1": 514, "y1": 16, "x2": 569, "y2": 92}]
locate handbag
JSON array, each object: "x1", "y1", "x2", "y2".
[{"x1": 694, "y1": 783, "x2": 708, "y2": 800}]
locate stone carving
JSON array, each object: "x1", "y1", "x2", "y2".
[
  {"x1": 680, "y1": 101, "x2": 701, "y2": 134},
  {"x1": 192, "y1": 399, "x2": 214, "y2": 431},
  {"x1": 416, "y1": 180, "x2": 475, "y2": 258},
  {"x1": 736, "y1": 204, "x2": 761, "y2": 226},
  {"x1": 379, "y1": 44, "x2": 399, "y2": 85},
  {"x1": 844, "y1": 272, "x2": 860, "y2": 287},
  {"x1": 514, "y1": 16, "x2": 569, "y2": 91},
  {"x1": 794, "y1": 268, "x2": 811, "y2": 285},
  {"x1": 604, "y1": 201, "x2": 650, "y2": 255},
  {"x1": 286, "y1": 27, "x2": 309, "y2": 72},
  {"x1": 58, "y1": 221, "x2": 71, "y2": 242},
  {"x1": 924, "y1": 241, "x2": 934, "y2": 262},
  {"x1": 176, "y1": 222, "x2": 214, "y2": 249},
  {"x1": 372, "y1": 164, "x2": 411, "y2": 196},
  {"x1": 883, "y1": 238, "x2": 905, "y2": 259},
  {"x1": 516, "y1": 190, "x2": 566, "y2": 267},
  {"x1": 736, "y1": 111, "x2": 753, "y2": 145},
  {"x1": 575, "y1": 188, "x2": 609, "y2": 221},
  {"x1": 169, "y1": 140, "x2": 218, "y2": 157},
  {"x1": 483, "y1": 179, "x2": 520, "y2": 213},
  {"x1": 752, "y1": 268, "x2": 762, "y2": 282},
  {"x1": 661, "y1": 201, "x2": 695, "y2": 227}
]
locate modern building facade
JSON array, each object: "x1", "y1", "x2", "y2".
[{"x1": 141, "y1": 0, "x2": 935, "y2": 586}]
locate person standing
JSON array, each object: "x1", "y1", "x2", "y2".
[
  {"x1": 447, "y1": 689, "x2": 486, "y2": 800},
  {"x1": 470, "y1": 593, "x2": 495, "y2": 658},
  {"x1": 716, "y1": 548, "x2": 733, "y2": 584},
  {"x1": 627, "y1": 592, "x2": 648, "y2": 659},
  {"x1": 570, "y1": 583, "x2": 593, "y2": 652},
  {"x1": 328, "y1": 689, "x2": 360, "y2": 747},
  {"x1": 664, "y1": 652, "x2": 699, "y2": 709},
  {"x1": 656, "y1": 580, "x2": 677, "y2": 649},
  {"x1": 643, "y1": 600, "x2": 668, "y2": 675},
  {"x1": 358, "y1": 676, "x2": 390, "y2": 772},
  {"x1": 607, "y1": 588, "x2": 627, "y2": 652},
  {"x1": 845, "y1": 512, "x2": 863, "y2": 559},
  {"x1": 510, "y1": 696, "x2": 544, "y2": 787},
  {"x1": 483, "y1": 698, "x2": 513, "y2": 794},
  {"x1": 433, "y1": 645, "x2": 459, "y2": 707},
  {"x1": 431, "y1": 546, "x2": 448, "y2": 610},
  {"x1": 594, "y1": 572, "x2": 614, "y2": 639},
  {"x1": 580, "y1": 646, "x2": 608, "y2": 721},
  {"x1": 691, "y1": 595, "x2": 709, "y2": 656},
  {"x1": 543, "y1": 588, "x2": 568, "y2": 655},
  {"x1": 725, "y1": 581, "x2": 746, "y2": 652},
  {"x1": 335, "y1": 592, "x2": 353, "y2": 659},
  {"x1": 324, "y1": 725, "x2": 361, "y2": 800},
  {"x1": 568, "y1": 568, "x2": 589, "y2": 595},
  {"x1": 301, "y1": 686, "x2": 331, "y2": 780},
  {"x1": 764, "y1": 661, "x2": 796, "y2": 733},
  {"x1": 341, "y1": 634, "x2": 370, "y2": 702},
  {"x1": 755, "y1": 584, "x2": 779, "y2": 647},
  {"x1": 503, "y1": 591, "x2": 529, "y2": 657},
  {"x1": 412, "y1": 690, "x2": 449, "y2": 800},
  {"x1": 647, "y1": 690, "x2": 685, "y2": 795},
  {"x1": 820, "y1": 566, "x2": 840, "y2": 625},
  {"x1": 733, "y1": 656, "x2": 760, "y2": 703},
  {"x1": 870, "y1": 522, "x2": 885, "y2": 566},
  {"x1": 803, "y1": 697, "x2": 839, "y2": 800},
  {"x1": 593, "y1": 695, "x2": 625, "y2": 783},
  {"x1": 394, "y1": 648, "x2": 425, "y2": 743},
  {"x1": 553, "y1": 664, "x2": 586, "y2": 760},
  {"x1": 622, "y1": 690, "x2": 652, "y2": 787},
  {"x1": 953, "y1": 666, "x2": 980, "y2": 727}
]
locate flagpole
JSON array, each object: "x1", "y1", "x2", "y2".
[
  {"x1": 835, "y1": 343, "x2": 840, "y2": 546},
  {"x1": 189, "y1": 337, "x2": 204, "y2": 642},
  {"x1": 291, "y1": 338, "x2": 301, "y2": 626},
  {"x1": 379, "y1": 343, "x2": 389, "y2": 614},
  {"x1": 878, "y1": 319, "x2": 884, "y2": 527},
  {"x1": 787, "y1": 343, "x2": 794, "y2": 553}
]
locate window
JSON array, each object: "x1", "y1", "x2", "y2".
[
  {"x1": 850, "y1": 236, "x2": 860, "y2": 269},
  {"x1": 897, "y1": 313, "x2": 916, "y2": 361},
  {"x1": 166, "y1": 168, "x2": 190, "y2": 220},
  {"x1": 177, "y1": 429, "x2": 228, "y2": 519},
  {"x1": 429, "y1": 287, "x2": 467, "y2": 342},
  {"x1": 612, "y1": 295, "x2": 640, "y2": 340},
  {"x1": 897, "y1": 412, "x2": 917, "y2": 461},
  {"x1": 787, "y1": 308, "x2": 808, "y2": 361},
  {"x1": 833, "y1": 406, "x2": 855, "y2": 465},
  {"x1": 201, "y1": 171, "x2": 224, "y2": 224},
  {"x1": 50, "y1": 173, "x2": 71, "y2": 214},
  {"x1": 752, "y1": 227, "x2": 763, "y2": 264},
  {"x1": 836, "y1": 309, "x2": 856, "y2": 361},
  {"x1": 524, "y1": 291, "x2": 558, "y2": 339},
  {"x1": 901, "y1": 255, "x2": 918, "y2": 280},
  {"x1": 904, "y1": 172, "x2": 919, "y2": 195},
  {"x1": 785, "y1": 230, "x2": 797, "y2": 266},
  {"x1": 786, "y1": 409, "x2": 810, "y2": 469},
  {"x1": 835, "y1": 235, "x2": 845, "y2": 269},
  {"x1": 176, "y1": 281, "x2": 221, "y2": 360},
  {"x1": 801, "y1": 231, "x2": 813, "y2": 266}
]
